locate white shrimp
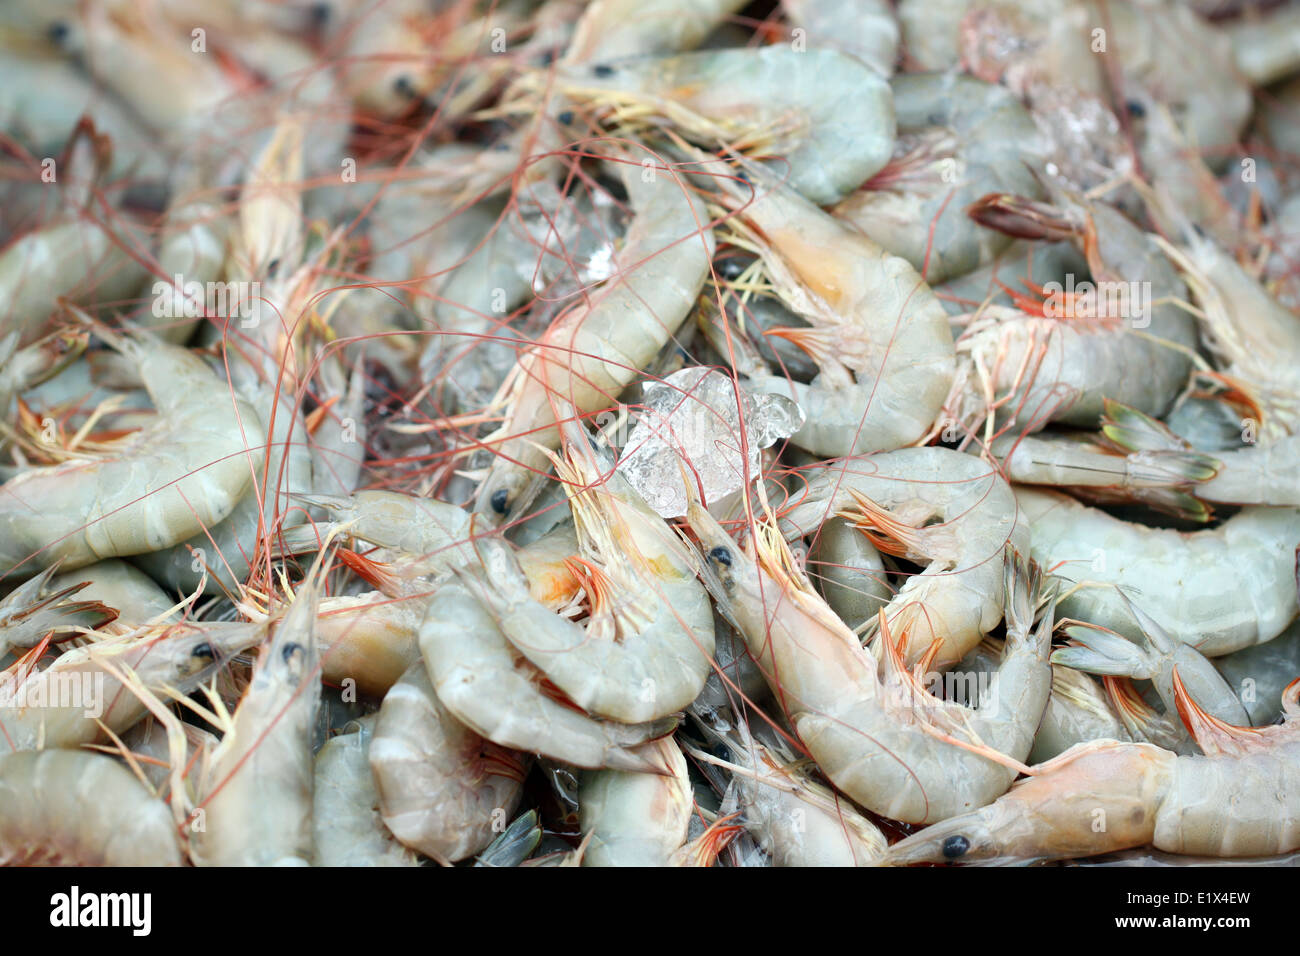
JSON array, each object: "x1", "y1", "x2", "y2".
[
  {"x1": 554, "y1": 45, "x2": 894, "y2": 205},
  {"x1": 577, "y1": 736, "x2": 693, "y2": 866},
  {"x1": 475, "y1": 152, "x2": 715, "y2": 519},
  {"x1": 707, "y1": 156, "x2": 955, "y2": 457},
  {"x1": 313, "y1": 716, "x2": 420, "y2": 867},
  {"x1": 189, "y1": 567, "x2": 324, "y2": 867},
  {"x1": 465, "y1": 420, "x2": 715, "y2": 723},
  {"x1": 886, "y1": 677, "x2": 1300, "y2": 864},
  {"x1": 0, "y1": 619, "x2": 261, "y2": 754},
  {"x1": 369, "y1": 663, "x2": 526, "y2": 865},
  {"x1": 780, "y1": 447, "x2": 1026, "y2": 667},
  {"x1": 783, "y1": 0, "x2": 898, "y2": 77},
  {"x1": 944, "y1": 190, "x2": 1198, "y2": 439},
  {"x1": 689, "y1": 496, "x2": 1055, "y2": 824},
  {"x1": 1016, "y1": 487, "x2": 1300, "y2": 656},
  {"x1": 0, "y1": 325, "x2": 264, "y2": 579},
  {"x1": 832, "y1": 72, "x2": 1046, "y2": 285},
  {"x1": 0, "y1": 749, "x2": 182, "y2": 865},
  {"x1": 0, "y1": 562, "x2": 113, "y2": 658}
]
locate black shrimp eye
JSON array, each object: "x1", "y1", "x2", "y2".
[
  {"x1": 47, "y1": 21, "x2": 70, "y2": 46},
  {"x1": 282, "y1": 642, "x2": 304, "y2": 664},
  {"x1": 393, "y1": 75, "x2": 418, "y2": 100},
  {"x1": 490, "y1": 488, "x2": 510, "y2": 515},
  {"x1": 193, "y1": 642, "x2": 214, "y2": 661},
  {"x1": 942, "y1": 835, "x2": 971, "y2": 859},
  {"x1": 708, "y1": 546, "x2": 732, "y2": 567},
  {"x1": 310, "y1": 2, "x2": 332, "y2": 25},
  {"x1": 557, "y1": 110, "x2": 574, "y2": 126},
  {"x1": 592, "y1": 63, "x2": 615, "y2": 78},
  {"x1": 266, "y1": 257, "x2": 281, "y2": 278},
  {"x1": 1126, "y1": 99, "x2": 1147, "y2": 118}
]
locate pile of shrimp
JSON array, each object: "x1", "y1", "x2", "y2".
[{"x1": 3, "y1": 0, "x2": 1300, "y2": 868}]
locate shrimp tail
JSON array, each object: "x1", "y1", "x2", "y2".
[{"x1": 1052, "y1": 622, "x2": 1155, "y2": 680}]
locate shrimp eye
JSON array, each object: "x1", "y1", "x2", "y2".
[
  {"x1": 557, "y1": 110, "x2": 574, "y2": 126},
  {"x1": 942, "y1": 835, "x2": 970, "y2": 859},
  {"x1": 282, "y1": 642, "x2": 304, "y2": 664},
  {"x1": 592, "y1": 63, "x2": 615, "y2": 77},
  {"x1": 393, "y1": 75, "x2": 419, "y2": 100},
  {"x1": 48, "y1": 21, "x2": 71, "y2": 46},
  {"x1": 1126, "y1": 99, "x2": 1146, "y2": 118},
  {"x1": 266, "y1": 257, "x2": 281, "y2": 278},
  {"x1": 490, "y1": 488, "x2": 510, "y2": 514},
  {"x1": 709, "y1": 546, "x2": 732, "y2": 567},
  {"x1": 310, "y1": 2, "x2": 332, "y2": 25},
  {"x1": 193, "y1": 642, "x2": 214, "y2": 661}
]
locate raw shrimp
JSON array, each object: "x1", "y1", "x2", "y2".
[
  {"x1": 1227, "y1": 1, "x2": 1300, "y2": 85},
  {"x1": 0, "y1": 326, "x2": 264, "y2": 579},
  {"x1": 994, "y1": 403, "x2": 1300, "y2": 513},
  {"x1": 1159, "y1": 233, "x2": 1300, "y2": 443},
  {"x1": 315, "y1": 591, "x2": 425, "y2": 699},
  {"x1": 476, "y1": 152, "x2": 714, "y2": 519},
  {"x1": 465, "y1": 421, "x2": 714, "y2": 723},
  {"x1": 1016, "y1": 487, "x2": 1300, "y2": 656},
  {"x1": 48, "y1": 560, "x2": 177, "y2": 627},
  {"x1": 886, "y1": 677, "x2": 1300, "y2": 864},
  {"x1": 945, "y1": 190, "x2": 1197, "y2": 438},
  {"x1": 780, "y1": 447, "x2": 1026, "y2": 667},
  {"x1": 0, "y1": 328, "x2": 87, "y2": 414},
  {"x1": 0, "y1": 619, "x2": 262, "y2": 753},
  {"x1": 578, "y1": 736, "x2": 693, "y2": 866},
  {"x1": 709, "y1": 158, "x2": 955, "y2": 457},
  {"x1": 833, "y1": 73, "x2": 1045, "y2": 284},
  {"x1": 1214, "y1": 620, "x2": 1300, "y2": 726},
  {"x1": 690, "y1": 494, "x2": 1055, "y2": 824},
  {"x1": 688, "y1": 709, "x2": 887, "y2": 866},
  {"x1": 307, "y1": 355, "x2": 368, "y2": 497},
  {"x1": 0, "y1": 749, "x2": 182, "y2": 865},
  {"x1": 563, "y1": 0, "x2": 748, "y2": 63},
  {"x1": 783, "y1": 0, "x2": 898, "y2": 77},
  {"x1": 369, "y1": 663, "x2": 525, "y2": 865},
  {"x1": 421, "y1": 578, "x2": 677, "y2": 771},
  {"x1": 556, "y1": 46, "x2": 894, "y2": 205},
  {"x1": 807, "y1": 516, "x2": 890, "y2": 635},
  {"x1": 313, "y1": 716, "x2": 419, "y2": 867},
  {"x1": 0, "y1": 563, "x2": 113, "y2": 658},
  {"x1": 190, "y1": 569, "x2": 323, "y2": 867}
]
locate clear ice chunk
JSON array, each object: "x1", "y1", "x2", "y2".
[{"x1": 616, "y1": 368, "x2": 805, "y2": 518}]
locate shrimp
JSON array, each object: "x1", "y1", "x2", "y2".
[
  {"x1": 0, "y1": 749, "x2": 182, "y2": 865},
  {"x1": 464, "y1": 421, "x2": 715, "y2": 723},
  {"x1": 886, "y1": 676, "x2": 1300, "y2": 864},
  {"x1": 0, "y1": 325, "x2": 264, "y2": 579},
  {"x1": 687, "y1": 709, "x2": 887, "y2": 866},
  {"x1": 1054, "y1": 592, "x2": 1250, "y2": 728},
  {"x1": 0, "y1": 328, "x2": 87, "y2": 416},
  {"x1": 313, "y1": 716, "x2": 420, "y2": 867},
  {"x1": 1157, "y1": 233, "x2": 1300, "y2": 444},
  {"x1": 577, "y1": 736, "x2": 693, "y2": 866},
  {"x1": 1016, "y1": 487, "x2": 1300, "y2": 656},
  {"x1": 993, "y1": 403, "x2": 1300, "y2": 515},
  {"x1": 0, "y1": 562, "x2": 113, "y2": 658},
  {"x1": 306, "y1": 353, "x2": 368, "y2": 497},
  {"x1": 189, "y1": 567, "x2": 324, "y2": 867},
  {"x1": 807, "y1": 516, "x2": 890, "y2": 636},
  {"x1": 944, "y1": 190, "x2": 1197, "y2": 439},
  {"x1": 833, "y1": 73, "x2": 1046, "y2": 284},
  {"x1": 1226, "y1": 1, "x2": 1300, "y2": 85},
  {"x1": 689, "y1": 494, "x2": 1055, "y2": 824},
  {"x1": 475, "y1": 152, "x2": 714, "y2": 519},
  {"x1": 708, "y1": 157, "x2": 955, "y2": 457},
  {"x1": 0, "y1": 619, "x2": 261, "y2": 754},
  {"x1": 563, "y1": 0, "x2": 748, "y2": 63},
  {"x1": 369, "y1": 663, "x2": 526, "y2": 865},
  {"x1": 420, "y1": 578, "x2": 677, "y2": 772},
  {"x1": 314, "y1": 591, "x2": 425, "y2": 699},
  {"x1": 554, "y1": 46, "x2": 894, "y2": 205},
  {"x1": 783, "y1": 0, "x2": 898, "y2": 77},
  {"x1": 780, "y1": 447, "x2": 1026, "y2": 667},
  {"x1": 48, "y1": 559, "x2": 174, "y2": 628},
  {"x1": 1214, "y1": 619, "x2": 1300, "y2": 726}
]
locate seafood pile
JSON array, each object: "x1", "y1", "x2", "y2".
[{"x1": 3, "y1": 0, "x2": 1300, "y2": 868}]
